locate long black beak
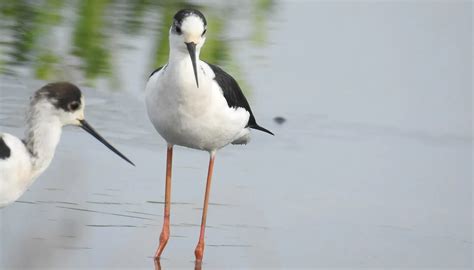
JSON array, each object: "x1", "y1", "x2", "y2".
[
  {"x1": 185, "y1": 42, "x2": 199, "y2": 88},
  {"x1": 79, "y1": 119, "x2": 135, "y2": 166}
]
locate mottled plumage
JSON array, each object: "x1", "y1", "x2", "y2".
[{"x1": 0, "y1": 82, "x2": 133, "y2": 208}]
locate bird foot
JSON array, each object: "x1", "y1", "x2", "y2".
[{"x1": 194, "y1": 241, "x2": 205, "y2": 261}]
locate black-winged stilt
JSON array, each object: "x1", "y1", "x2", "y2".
[
  {"x1": 145, "y1": 9, "x2": 273, "y2": 262},
  {"x1": 0, "y1": 82, "x2": 134, "y2": 207}
]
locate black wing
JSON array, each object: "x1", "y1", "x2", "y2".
[
  {"x1": 0, "y1": 136, "x2": 11, "y2": 159},
  {"x1": 149, "y1": 65, "x2": 165, "y2": 78},
  {"x1": 207, "y1": 63, "x2": 273, "y2": 135}
]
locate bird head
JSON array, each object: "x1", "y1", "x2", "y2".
[
  {"x1": 32, "y1": 82, "x2": 134, "y2": 166},
  {"x1": 169, "y1": 9, "x2": 207, "y2": 88}
]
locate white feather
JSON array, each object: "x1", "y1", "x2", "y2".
[{"x1": 146, "y1": 58, "x2": 250, "y2": 152}]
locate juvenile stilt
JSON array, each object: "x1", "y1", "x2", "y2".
[{"x1": 0, "y1": 82, "x2": 134, "y2": 208}]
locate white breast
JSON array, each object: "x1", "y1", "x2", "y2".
[
  {"x1": 145, "y1": 60, "x2": 250, "y2": 151},
  {"x1": 0, "y1": 133, "x2": 33, "y2": 207}
]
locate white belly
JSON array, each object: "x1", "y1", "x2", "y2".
[{"x1": 145, "y1": 62, "x2": 250, "y2": 151}]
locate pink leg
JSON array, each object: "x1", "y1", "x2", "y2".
[
  {"x1": 154, "y1": 145, "x2": 173, "y2": 259},
  {"x1": 195, "y1": 152, "x2": 216, "y2": 262}
]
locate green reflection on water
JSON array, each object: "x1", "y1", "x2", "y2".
[
  {"x1": 122, "y1": 0, "x2": 155, "y2": 35},
  {"x1": 0, "y1": 0, "x2": 42, "y2": 63},
  {"x1": 0, "y1": 0, "x2": 272, "y2": 90},
  {"x1": 252, "y1": 0, "x2": 274, "y2": 46},
  {"x1": 72, "y1": 0, "x2": 111, "y2": 80}
]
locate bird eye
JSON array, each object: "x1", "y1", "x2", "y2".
[
  {"x1": 68, "y1": 101, "x2": 80, "y2": 111},
  {"x1": 201, "y1": 29, "x2": 207, "y2": 36},
  {"x1": 175, "y1": 26, "x2": 182, "y2": 34}
]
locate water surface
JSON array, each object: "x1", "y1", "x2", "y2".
[{"x1": 0, "y1": 1, "x2": 472, "y2": 269}]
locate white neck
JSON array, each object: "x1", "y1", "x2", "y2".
[
  {"x1": 168, "y1": 41, "x2": 202, "y2": 66},
  {"x1": 167, "y1": 44, "x2": 204, "y2": 89},
  {"x1": 24, "y1": 101, "x2": 62, "y2": 178}
]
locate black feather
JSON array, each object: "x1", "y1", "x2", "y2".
[
  {"x1": 0, "y1": 136, "x2": 11, "y2": 159},
  {"x1": 36, "y1": 82, "x2": 82, "y2": 112},
  {"x1": 149, "y1": 66, "x2": 164, "y2": 77},
  {"x1": 206, "y1": 63, "x2": 273, "y2": 136},
  {"x1": 173, "y1": 9, "x2": 207, "y2": 27}
]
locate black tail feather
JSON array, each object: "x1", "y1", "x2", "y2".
[{"x1": 250, "y1": 124, "x2": 274, "y2": 136}]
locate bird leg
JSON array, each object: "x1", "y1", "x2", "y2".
[
  {"x1": 153, "y1": 258, "x2": 161, "y2": 270},
  {"x1": 154, "y1": 144, "x2": 173, "y2": 259},
  {"x1": 194, "y1": 151, "x2": 216, "y2": 262}
]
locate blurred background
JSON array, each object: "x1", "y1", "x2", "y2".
[{"x1": 0, "y1": 0, "x2": 472, "y2": 269}]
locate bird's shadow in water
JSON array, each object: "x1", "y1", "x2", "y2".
[{"x1": 154, "y1": 259, "x2": 203, "y2": 270}]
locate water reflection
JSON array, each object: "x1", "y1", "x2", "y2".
[
  {"x1": 0, "y1": 0, "x2": 273, "y2": 90},
  {"x1": 154, "y1": 259, "x2": 160, "y2": 270},
  {"x1": 153, "y1": 258, "x2": 203, "y2": 270},
  {"x1": 194, "y1": 260, "x2": 202, "y2": 270}
]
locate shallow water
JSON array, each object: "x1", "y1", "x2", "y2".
[{"x1": 0, "y1": 1, "x2": 472, "y2": 269}]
